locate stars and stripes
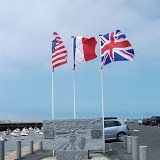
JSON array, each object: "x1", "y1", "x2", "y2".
[
  {"x1": 100, "y1": 30, "x2": 135, "y2": 68},
  {"x1": 52, "y1": 32, "x2": 68, "y2": 70}
]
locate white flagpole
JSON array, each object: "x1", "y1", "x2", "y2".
[
  {"x1": 101, "y1": 68, "x2": 105, "y2": 153},
  {"x1": 52, "y1": 70, "x2": 55, "y2": 156},
  {"x1": 72, "y1": 36, "x2": 76, "y2": 119},
  {"x1": 99, "y1": 35, "x2": 105, "y2": 153},
  {"x1": 52, "y1": 71, "x2": 54, "y2": 120},
  {"x1": 73, "y1": 68, "x2": 76, "y2": 119}
]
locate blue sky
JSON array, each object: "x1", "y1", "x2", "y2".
[{"x1": 0, "y1": 0, "x2": 160, "y2": 121}]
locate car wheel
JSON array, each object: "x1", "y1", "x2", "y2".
[{"x1": 117, "y1": 132, "x2": 126, "y2": 142}]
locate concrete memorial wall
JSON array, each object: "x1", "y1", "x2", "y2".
[{"x1": 43, "y1": 119, "x2": 103, "y2": 160}]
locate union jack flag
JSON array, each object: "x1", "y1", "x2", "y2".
[
  {"x1": 100, "y1": 30, "x2": 134, "y2": 68},
  {"x1": 52, "y1": 32, "x2": 67, "y2": 70}
]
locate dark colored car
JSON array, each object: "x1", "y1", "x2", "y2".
[
  {"x1": 150, "y1": 116, "x2": 160, "y2": 126},
  {"x1": 142, "y1": 118, "x2": 150, "y2": 126}
]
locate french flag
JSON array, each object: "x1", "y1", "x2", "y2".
[{"x1": 73, "y1": 36, "x2": 97, "y2": 66}]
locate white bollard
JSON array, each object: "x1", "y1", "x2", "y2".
[
  {"x1": 127, "y1": 136, "x2": 132, "y2": 154},
  {"x1": 132, "y1": 136, "x2": 139, "y2": 160},
  {"x1": 0, "y1": 141, "x2": 4, "y2": 160},
  {"x1": 29, "y1": 140, "x2": 33, "y2": 154},
  {"x1": 139, "y1": 146, "x2": 148, "y2": 160},
  {"x1": 53, "y1": 150, "x2": 55, "y2": 157},
  {"x1": 16, "y1": 140, "x2": 21, "y2": 159},
  {"x1": 123, "y1": 135, "x2": 127, "y2": 149}
]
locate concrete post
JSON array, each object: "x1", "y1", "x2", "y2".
[
  {"x1": 123, "y1": 135, "x2": 127, "y2": 149},
  {"x1": 38, "y1": 141, "x2": 43, "y2": 150},
  {"x1": 132, "y1": 136, "x2": 139, "y2": 160},
  {"x1": 127, "y1": 136, "x2": 132, "y2": 154},
  {"x1": 53, "y1": 150, "x2": 56, "y2": 157},
  {"x1": 29, "y1": 140, "x2": 33, "y2": 154},
  {"x1": 16, "y1": 140, "x2": 21, "y2": 159},
  {"x1": 139, "y1": 146, "x2": 148, "y2": 160},
  {"x1": 0, "y1": 141, "x2": 4, "y2": 160}
]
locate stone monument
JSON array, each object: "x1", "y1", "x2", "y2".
[{"x1": 43, "y1": 118, "x2": 103, "y2": 160}]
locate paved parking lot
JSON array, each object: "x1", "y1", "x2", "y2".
[
  {"x1": 128, "y1": 123, "x2": 160, "y2": 160},
  {"x1": 5, "y1": 123, "x2": 160, "y2": 160}
]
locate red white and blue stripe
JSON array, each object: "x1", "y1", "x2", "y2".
[
  {"x1": 73, "y1": 36, "x2": 97, "y2": 69},
  {"x1": 52, "y1": 32, "x2": 67, "y2": 70},
  {"x1": 100, "y1": 30, "x2": 135, "y2": 68}
]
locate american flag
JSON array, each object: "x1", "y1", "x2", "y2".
[
  {"x1": 52, "y1": 32, "x2": 67, "y2": 70},
  {"x1": 100, "y1": 30, "x2": 134, "y2": 68}
]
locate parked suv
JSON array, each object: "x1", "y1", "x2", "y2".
[
  {"x1": 142, "y1": 118, "x2": 150, "y2": 126},
  {"x1": 104, "y1": 118, "x2": 130, "y2": 142},
  {"x1": 150, "y1": 116, "x2": 160, "y2": 126}
]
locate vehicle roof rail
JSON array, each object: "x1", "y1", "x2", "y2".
[{"x1": 104, "y1": 117, "x2": 117, "y2": 120}]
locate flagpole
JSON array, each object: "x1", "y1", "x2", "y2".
[
  {"x1": 73, "y1": 68, "x2": 76, "y2": 119},
  {"x1": 72, "y1": 36, "x2": 76, "y2": 119},
  {"x1": 51, "y1": 70, "x2": 55, "y2": 156},
  {"x1": 99, "y1": 35, "x2": 105, "y2": 153},
  {"x1": 101, "y1": 68, "x2": 105, "y2": 153},
  {"x1": 52, "y1": 70, "x2": 54, "y2": 120}
]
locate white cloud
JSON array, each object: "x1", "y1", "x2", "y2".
[{"x1": 0, "y1": 0, "x2": 160, "y2": 76}]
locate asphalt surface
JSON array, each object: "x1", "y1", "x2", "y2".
[
  {"x1": 127, "y1": 123, "x2": 160, "y2": 160},
  {"x1": 5, "y1": 123, "x2": 160, "y2": 160},
  {"x1": 105, "y1": 123, "x2": 160, "y2": 160}
]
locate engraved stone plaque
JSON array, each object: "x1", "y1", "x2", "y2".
[
  {"x1": 56, "y1": 150, "x2": 88, "y2": 160},
  {"x1": 43, "y1": 118, "x2": 103, "y2": 151},
  {"x1": 43, "y1": 120, "x2": 54, "y2": 139}
]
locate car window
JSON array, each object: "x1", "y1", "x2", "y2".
[
  {"x1": 104, "y1": 121, "x2": 121, "y2": 128},
  {"x1": 112, "y1": 121, "x2": 121, "y2": 126},
  {"x1": 151, "y1": 117, "x2": 155, "y2": 120},
  {"x1": 104, "y1": 121, "x2": 112, "y2": 128}
]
